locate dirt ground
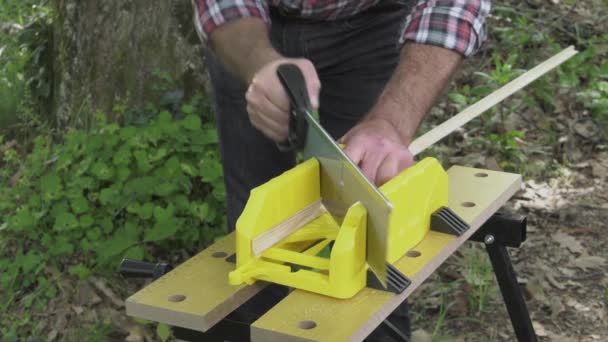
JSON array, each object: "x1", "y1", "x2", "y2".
[{"x1": 410, "y1": 153, "x2": 608, "y2": 341}]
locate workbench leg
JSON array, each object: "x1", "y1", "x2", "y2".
[{"x1": 485, "y1": 240, "x2": 537, "y2": 342}]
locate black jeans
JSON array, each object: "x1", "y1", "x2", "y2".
[{"x1": 205, "y1": 1, "x2": 413, "y2": 340}]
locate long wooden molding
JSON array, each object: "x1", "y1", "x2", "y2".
[{"x1": 409, "y1": 46, "x2": 578, "y2": 157}]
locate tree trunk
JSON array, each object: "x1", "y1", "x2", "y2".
[{"x1": 50, "y1": 0, "x2": 207, "y2": 128}]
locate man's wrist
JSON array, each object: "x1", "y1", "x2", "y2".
[
  {"x1": 367, "y1": 43, "x2": 463, "y2": 146},
  {"x1": 246, "y1": 48, "x2": 283, "y2": 83},
  {"x1": 367, "y1": 98, "x2": 418, "y2": 145},
  {"x1": 209, "y1": 17, "x2": 283, "y2": 84}
]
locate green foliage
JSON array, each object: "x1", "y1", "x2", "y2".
[
  {"x1": 0, "y1": 97, "x2": 226, "y2": 334},
  {"x1": 156, "y1": 323, "x2": 172, "y2": 342},
  {"x1": 462, "y1": 245, "x2": 496, "y2": 316},
  {"x1": 0, "y1": 1, "x2": 53, "y2": 137}
]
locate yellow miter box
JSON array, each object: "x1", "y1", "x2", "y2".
[{"x1": 228, "y1": 157, "x2": 448, "y2": 299}]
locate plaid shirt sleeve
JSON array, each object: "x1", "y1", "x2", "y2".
[
  {"x1": 400, "y1": 0, "x2": 491, "y2": 57},
  {"x1": 192, "y1": 0, "x2": 270, "y2": 42}
]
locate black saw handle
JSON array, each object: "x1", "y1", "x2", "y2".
[{"x1": 276, "y1": 64, "x2": 310, "y2": 151}]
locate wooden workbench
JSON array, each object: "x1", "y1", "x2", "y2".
[{"x1": 126, "y1": 165, "x2": 521, "y2": 341}]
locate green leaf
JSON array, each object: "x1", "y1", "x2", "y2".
[
  {"x1": 449, "y1": 93, "x2": 468, "y2": 106},
  {"x1": 23, "y1": 294, "x2": 35, "y2": 309},
  {"x1": 98, "y1": 237, "x2": 135, "y2": 261},
  {"x1": 158, "y1": 111, "x2": 172, "y2": 123},
  {"x1": 55, "y1": 152, "x2": 74, "y2": 171},
  {"x1": 181, "y1": 114, "x2": 201, "y2": 130},
  {"x1": 115, "y1": 166, "x2": 131, "y2": 183},
  {"x1": 86, "y1": 226, "x2": 102, "y2": 241},
  {"x1": 91, "y1": 162, "x2": 114, "y2": 180},
  {"x1": 99, "y1": 186, "x2": 121, "y2": 205},
  {"x1": 173, "y1": 195, "x2": 190, "y2": 211},
  {"x1": 200, "y1": 158, "x2": 223, "y2": 182},
  {"x1": 45, "y1": 285, "x2": 57, "y2": 298},
  {"x1": 120, "y1": 126, "x2": 138, "y2": 140},
  {"x1": 133, "y1": 150, "x2": 153, "y2": 172},
  {"x1": 74, "y1": 156, "x2": 94, "y2": 176},
  {"x1": 156, "y1": 323, "x2": 171, "y2": 342},
  {"x1": 191, "y1": 202, "x2": 209, "y2": 221},
  {"x1": 40, "y1": 173, "x2": 63, "y2": 201},
  {"x1": 80, "y1": 214, "x2": 95, "y2": 228},
  {"x1": 68, "y1": 264, "x2": 92, "y2": 279},
  {"x1": 181, "y1": 104, "x2": 194, "y2": 115},
  {"x1": 53, "y1": 212, "x2": 79, "y2": 231},
  {"x1": 144, "y1": 219, "x2": 179, "y2": 242},
  {"x1": 125, "y1": 177, "x2": 156, "y2": 196},
  {"x1": 154, "y1": 204, "x2": 175, "y2": 221},
  {"x1": 191, "y1": 128, "x2": 218, "y2": 145},
  {"x1": 162, "y1": 157, "x2": 181, "y2": 178},
  {"x1": 102, "y1": 132, "x2": 120, "y2": 149},
  {"x1": 155, "y1": 182, "x2": 179, "y2": 196},
  {"x1": 99, "y1": 217, "x2": 114, "y2": 234},
  {"x1": 8, "y1": 208, "x2": 35, "y2": 231},
  {"x1": 69, "y1": 176, "x2": 97, "y2": 190},
  {"x1": 180, "y1": 162, "x2": 198, "y2": 176},
  {"x1": 149, "y1": 148, "x2": 169, "y2": 163},
  {"x1": 70, "y1": 196, "x2": 90, "y2": 215},
  {"x1": 137, "y1": 202, "x2": 155, "y2": 220},
  {"x1": 18, "y1": 251, "x2": 42, "y2": 273},
  {"x1": 112, "y1": 145, "x2": 131, "y2": 165},
  {"x1": 124, "y1": 246, "x2": 145, "y2": 261}
]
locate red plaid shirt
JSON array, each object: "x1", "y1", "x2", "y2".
[{"x1": 193, "y1": 0, "x2": 490, "y2": 57}]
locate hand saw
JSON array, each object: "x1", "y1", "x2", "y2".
[{"x1": 276, "y1": 64, "x2": 393, "y2": 286}]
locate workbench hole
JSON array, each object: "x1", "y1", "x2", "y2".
[
  {"x1": 298, "y1": 320, "x2": 317, "y2": 330},
  {"x1": 475, "y1": 172, "x2": 489, "y2": 178},
  {"x1": 212, "y1": 251, "x2": 228, "y2": 258},
  {"x1": 461, "y1": 202, "x2": 476, "y2": 208},
  {"x1": 168, "y1": 294, "x2": 186, "y2": 303},
  {"x1": 406, "y1": 250, "x2": 421, "y2": 258}
]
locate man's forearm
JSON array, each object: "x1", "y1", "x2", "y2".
[
  {"x1": 369, "y1": 43, "x2": 463, "y2": 145},
  {"x1": 209, "y1": 18, "x2": 282, "y2": 83}
]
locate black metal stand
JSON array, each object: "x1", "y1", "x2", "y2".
[
  {"x1": 119, "y1": 210, "x2": 537, "y2": 342},
  {"x1": 470, "y1": 211, "x2": 538, "y2": 342}
]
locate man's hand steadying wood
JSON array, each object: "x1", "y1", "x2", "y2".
[{"x1": 341, "y1": 43, "x2": 463, "y2": 186}]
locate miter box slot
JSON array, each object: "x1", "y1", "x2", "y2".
[
  {"x1": 366, "y1": 262, "x2": 411, "y2": 294},
  {"x1": 430, "y1": 206, "x2": 470, "y2": 236}
]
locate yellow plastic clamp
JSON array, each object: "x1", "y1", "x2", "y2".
[{"x1": 228, "y1": 157, "x2": 448, "y2": 299}]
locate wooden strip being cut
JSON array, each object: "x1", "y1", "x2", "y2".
[
  {"x1": 409, "y1": 46, "x2": 578, "y2": 156},
  {"x1": 253, "y1": 199, "x2": 324, "y2": 257},
  {"x1": 251, "y1": 166, "x2": 522, "y2": 342}
]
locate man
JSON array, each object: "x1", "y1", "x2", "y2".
[{"x1": 193, "y1": 0, "x2": 490, "y2": 340}]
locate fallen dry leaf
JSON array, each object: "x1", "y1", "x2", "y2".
[
  {"x1": 125, "y1": 324, "x2": 147, "y2": 342},
  {"x1": 546, "y1": 331, "x2": 578, "y2": 342},
  {"x1": 411, "y1": 329, "x2": 432, "y2": 342},
  {"x1": 553, "y1": 231, "x2": 587, "y2": 255},
  {"x1": 566, "y1": 297, "x2": 591, "y2": 312},
  {"x1": 545, "y1": 271, "x2": 566, "y2": 290},
  {"x1": 47, "y1": 329, "x2": 58, "y2": 342},
  {"x1": 591, "y1": 157, "x2": 608, "y2": 180},
  {"x1": 91, "y1": 277, "x2": 124, "y2": 308},
  {"x1": 548, "y1": 297, "x2": 566, "y2": 320},
  {"x1": 532, "y1": 321, "x2": 548, "y2": 337},
  {"x1": 71, "y1": 305, "x2": 84, "y2": 315},
  {"x1": 76, "y1": 281, "x2": 102, "y2": 307},
  {"x1": 569, "y1": 255, "x2": 607, "y2": 271}
]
